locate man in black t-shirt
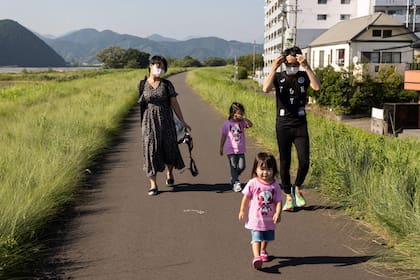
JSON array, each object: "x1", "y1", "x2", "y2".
[{"x1": 263, "y1": 46, "x2": 321, "y2": 212}]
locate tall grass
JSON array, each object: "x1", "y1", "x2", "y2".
[
  {"x1": 0, "y1": 69, "x2": 144, "y2": 275},
  {"x1": 187, "y1": 66, "x2": 420, "y2": 275}
]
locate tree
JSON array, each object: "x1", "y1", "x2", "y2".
[
  {"x1": 203, "y1": 57, "x2": 227, "y2": 66},
  {"x1": 177, "y1": 56, "x2": 202, "y2": 67},
  {"x1": 123, "y1": 48, "x2": 150, "y2": 68},
  {"x1": 237, "y1": 54, "x2": 263, "y2": 74},
  {"x1": 96, "y1": 46, "x2": 126, "y2": 68}
]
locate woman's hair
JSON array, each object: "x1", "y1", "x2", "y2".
[
  {"x1": 251, "y1": 152, "x2": 279, "y2": 178},
  {"x1": 283, "y1": 46, "x2": 302, "y2": 57},
  {"x1": 149, "y1": 55, "x2": 168, "y2": 72},
  {"x1": 228, "y1": 102, "x2": 245, "y2": 120}
]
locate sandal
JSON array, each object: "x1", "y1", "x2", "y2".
[
  {"x1": 147, "y1": 187, "x2": 158, "y2": 196},
  {"x1": 252, "y1": 256, "x2": 263, "y2": 269},
  {"x1": 260, "y1": 250, "x2": 269, "y2": 262},
  {"x1": 166, "y1": 178, "x2": 174, "y2": 186}
]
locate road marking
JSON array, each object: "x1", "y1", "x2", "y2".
[{"x1": 183, "y1": 209, "x2": 206, "y2": 215}]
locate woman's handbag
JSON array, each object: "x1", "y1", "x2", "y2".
[{"x1": 178, "y1": 130, "x2": 199, "y2": 177}]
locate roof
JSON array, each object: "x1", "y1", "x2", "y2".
[{"x1": 308, "y1": 12, "x2": 407, "y2": 47}]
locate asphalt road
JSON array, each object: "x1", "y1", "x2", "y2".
[{"x1": 37, "y1": 72, "x2": 388, "y2": 280}]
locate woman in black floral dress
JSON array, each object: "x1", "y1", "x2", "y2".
[{"x1": 139, "y1": 55, "x2": 191, "y2": 196}]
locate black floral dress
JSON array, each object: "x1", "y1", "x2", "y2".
[{"x1": 141, "y1": 79, "x2": 185, "y2": 176}]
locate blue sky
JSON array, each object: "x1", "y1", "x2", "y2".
[{"x1": 0, "y1": 0, "x2": 264, "y2": 43}]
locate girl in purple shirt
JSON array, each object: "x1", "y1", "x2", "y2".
[
  {"x1": 238, "y1": 152, "x2": 283, "y2": 270},
  {"x1": 219, "y1": 102, "x2": 253, "y2": 192}
]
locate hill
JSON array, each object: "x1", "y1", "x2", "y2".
[
  {"x1": 147, "y1": 34, "x2": 178, "y2": 42},
  {"x1": 43, "y1": 29, "x2": 263, "y2": 64},
  {"x1": 0, "y1": 19, "x2": 66, "y2": 67}
]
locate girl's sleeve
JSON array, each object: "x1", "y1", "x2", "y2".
[
  {"x1": 242, "y1": 180, "x2": 253, "y2": 198},
  {"x1": 220, "y1": 121, "x2": 228, "y2": 135}
]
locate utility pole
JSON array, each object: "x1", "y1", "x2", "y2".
[
  {"x1": 233, "y1": 56, "x2": 238, "y2": 81},
  {"x1": 281, "y1": 4, "x2": 287, "y2": 51},
  {"x1": 413, "y1": 3, "x2": 417, "y2": 32},
  {"x1": 252, "y1": 40, "x2": 256, "y2": 78},
  {"x1": 406, "y1": 0, "x2": 410, "y2": 28},
  {"x1": 293, "y1": 0, "x2": 298, "y2": 46}
]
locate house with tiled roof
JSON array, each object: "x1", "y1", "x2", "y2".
[{"x1": 304, "y1": 12, "x2": 419, "y2": 76}]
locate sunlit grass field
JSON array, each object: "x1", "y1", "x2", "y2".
[
  {"x1": 0, "y1": 69, "x2": 146, "y2": 275},
  {"x1": 187, "y1": 66, "x2": 419, "y2": 277}
]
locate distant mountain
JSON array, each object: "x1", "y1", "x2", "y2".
[
  {"x1": 0, "y1": 19, "x2": 66, "y2": 67},
  {"x1": 44, "y1": 28, "x2": 263, "y2": 64},
  {"x1": 147, "y1": 34, "x2": 178, "y2": 42}
]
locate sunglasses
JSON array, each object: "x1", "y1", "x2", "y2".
[{"x1": 283, "y1": 47, "x2": 302, "y2": 57}]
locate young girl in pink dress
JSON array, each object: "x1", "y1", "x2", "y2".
[{"x1": 238, "y1": 152, "x2": 283, "y2": 269}]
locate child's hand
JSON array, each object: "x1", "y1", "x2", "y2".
[
  {"x1": 238, "y1": 211, "x2": 245, "y2": 221},
  {"x1": 244, "y1": 118, "x2": 253, "y2": 128},
  {"x1": 219, "y1": 148, "x2": 224, "y2": 156},
  {"x1": 273, "y1": 213, "x2": 281, "y2": 224}
]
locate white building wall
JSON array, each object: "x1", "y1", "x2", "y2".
[
  {"x1": 310, "y1": 44, "x2": 351, "y2": 70},
  {"x1": 263, "y1": 0, "x2": 419, "y2": 78},
  {"x1": 356, "y1": 0, "x2": 374, "y2": 17}
]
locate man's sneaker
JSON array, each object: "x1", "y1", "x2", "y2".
[
  {"x1": 282, "y1": 195, "x2": 295, "y2": 212},
  {"x1": 295, "y1": 189, "x2": 306, "y2": 207},
  {"x1": 252, "y1": 256, "x2": 263, "y2": 269},
  {"x1": 232, "y1": 181, "x2": 242, "y2": 192},
  {"x1": 260, "y1": 250, "x2": 269, "y2": 262}
]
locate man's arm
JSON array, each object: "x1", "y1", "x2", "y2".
[{"x1": 262, "y1": 55, "x2": 284, "y2": 93}]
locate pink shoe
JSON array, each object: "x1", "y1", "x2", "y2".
[
  {"x1": 260, "y1": 250, "x2": 269, "y2": 262},
  {"x1": 252, "y1": 256, "x2": 263, "y2": 269}
]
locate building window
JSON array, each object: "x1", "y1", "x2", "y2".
[
  {"x1": 336, "y1": 49, "x2": 345, "y2": 66},
  {"x1": 318, "y1": 0, "x2": 327, "y2": 4},
  {"x1": 340, "y1": 14, "x2": 350, "y2": 20},
  {"x1": 381, "y1": 52, "x2": 401, "y2": 63},
  {"x1": 319, "y1": 50, "x2": 325, "y2": 67},
  {"x1": 329, "y1": 49, "x2": 333, "y2": 64},
  {"x1": 361, "y1": 52, "x2": 380, "y2": 63},
  {"x1": 372, "y1": 29, "x2": 392, "y2": 38},
  {"x1": 372, "y1": 30, "x2": 382, "y2": 37},
  {"x1": 383, "y1": 30, "x2": 392, "y2": 38},
  {"x1": 317, "y1": 14, "x2": 327, "y2": 20},
  {"x1": 341, "y1": 0, "x2": 350, "y2": 4}
]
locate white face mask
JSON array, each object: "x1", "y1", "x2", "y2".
[
  {"x1": 285, "y1": 66, "x2": 299, "y2": 75},
  {"x1": 152, "y1": 65, "x2": 165, "y2": 77}
]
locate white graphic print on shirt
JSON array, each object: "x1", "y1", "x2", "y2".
[
  {"x1": 230, "y1": 123, "x2": 242, "y2": 142},
  {"x1": 257, "y1": 188, "x2": 274, "y2": 216}
]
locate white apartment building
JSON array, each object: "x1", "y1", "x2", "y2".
[{"x1": 263, "y1": 0, "x2": 420, "y2": 76}]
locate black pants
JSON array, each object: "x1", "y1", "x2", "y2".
[{"x1": 276, "y1": 122, "x2": 310, "y2": 194}]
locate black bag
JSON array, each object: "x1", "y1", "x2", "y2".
[{"x1": 178, "y1": 130, "x2": 199, "y2": 177}]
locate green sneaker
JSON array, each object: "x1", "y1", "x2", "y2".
[
  {"x1": 295, "y1": 188, "x2": 306, "y2": 207},
  {"x1": 282, "y1": 195, "x2": 295, "y2": 212}
]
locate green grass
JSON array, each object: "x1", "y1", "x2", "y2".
[
  {"x1": 0, "y1": 68, "x2": 146, "y2": 276},
  {"x1": 187, "y1": 66, "x2": 420, "y2": 278}
]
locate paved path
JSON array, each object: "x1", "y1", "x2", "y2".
[{"x1": 39, "y1": 72, "x2": 388, "y2": 280}]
